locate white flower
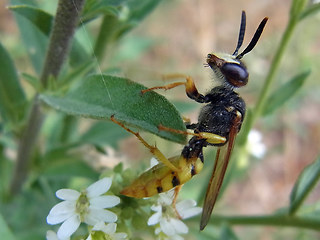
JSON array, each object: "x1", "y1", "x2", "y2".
[
  {"x1": 47, "y1": 177, "x2": 120, "y2": 239},
  {"x1": 247, "y1": 130, "x2": 266, "y2": 159},
  {"x1": 46, "y1": 230, "x2": 69, "y2": 240},
  {"x1": 86, "y1": 222, "x2": 127, "y2": 240},
  {"x1": 148, "y1": 189, "x2": 202, "y2": 238}
]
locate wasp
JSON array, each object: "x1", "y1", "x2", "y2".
[{"x1": 112, "y1": 11, "x2": 268, "y2": 230}]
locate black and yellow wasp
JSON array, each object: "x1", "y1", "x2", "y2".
[{"x1": 112, "y1": 11, "x2": 268, "y2": 230}]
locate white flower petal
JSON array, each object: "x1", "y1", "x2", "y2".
[
  {"x1": 171, "y1": 218, "x2": 188, "y2": 234},
  {"x1": 85, "y1": 208, "x2": 117, "y2": 225},
  {"x1": 48, "y1": 201, "x2": 76, "y2": 216},
  {"x1": 160, "y1": 219, "x2": 176, "y2": 236},
  {"x1": 86, "y1": 235, "x2": 92, "y2": 240},
  {"x1": 176, "y1": 199, "x2": 202, "y2": 219},
  {"x1": 150, "y1": 204, "x2": 162, "y2": 212},
  {"x1": 47, "y1": 211, "x2": 75, "y2": 225},
  {"x1": 114, "y1": 232, "x2": 128, "y2": 239},
  {"x1": 176, "y1": 199, "x2": 196, "y2": 211},
  {"x1": 102, "y1": 222, "x2": 116, "y2": 234},
  {"x1": 56, "y1": 189, "x2": 80, "y2": 200},
  {"x1": 249, "y1": 130, "x2": 262, "y2": 142},
  {"x1": 57, "y1": 215, "x2": 81, "y2": 239},
  {"x1": 251, "y1": 143, "x2": 266, "y2": 158},
  {"x1": 147, "y1": 210, "x2": 162, "y2": 225},
  {"x1": 46, "y1": 230, "x2": 70, "y2": 240},
  {"x1": 87, "y1": 178, "x2": 112, "y2": 198},
  {"x1": 47, "y1": 201, "x2": 76, "y2": 225},
  {"x1": 159, "y1": 190, "x2": 174, "y2": 205},
  {"x1": 92, "y1": 221, "x2": 106, "y2": 231},
  {"x1": 46, "y1": 230, "x2": 59, "y2": 240},
  {"x1": 155, "y1": 227, "x2": 161, "y2": 235},
  {"x1": 179, "y1": 206, "x2": 202, "y2": 219},
  {"x1": 89, "y1": 195, "x2": 120, "y2": 209}
]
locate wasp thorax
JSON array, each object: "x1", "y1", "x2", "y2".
[{"x1": 206, "y1": 53, "x2": 249, "y2": 88}]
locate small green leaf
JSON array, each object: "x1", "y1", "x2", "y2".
[
  {"x1": 300, "y1": 3, "x2": 320, "y2": 20},
  {"x1": 262, "y1": 70, "x2": 310, "y2": 116},
  {"x1": 0, "y1": 214, "x2": 15, "y2": 240},
  {"x1": 127, "y1": 0, "x2": 162, "y2": 22},
  {"x1": 0, "y1": 42, "x2": 26, "y2": 127},
  {"x1": 22, "y1": 73, "x2": 40, "y2": 91},
  {"x1": 39, "y1": 75, "x2": 186, "y2": 143},
  {"x1": 10, "y1": 5, "x2": 91, "y2": 70},
  {"x1": 58, "y1": 60, "x2": 95, "y2": 90},
  {"x1": 289, "y1": 156, "x2": 320, "y2": 215},
  {"x1": 9, "y1": 5, "x2": 53, "y2": 35},
  {"x1": 10, "y1": 5, "x2": 49, "y2": 74}
]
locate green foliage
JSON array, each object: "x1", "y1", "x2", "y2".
[
  {"x1": 262, "y1": 70, "x2": 310, "y2": 116},
  {"x1": 289, "y1": 156, "x2": 320, "y2": 215},
  {"x1": 0, "y1": 42, "x2": 26, "y2": 129},
  {"x1": 40, "y1": 75, "x2": 186, "y2": 143},
  {"x1": 0, "y1": 214, "x2": 15, "y2": 240},
  {"x1": 1, "y1": 0, "x2": 320, "y2": 239}
]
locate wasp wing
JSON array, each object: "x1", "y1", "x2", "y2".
[{"x1": 200, "y1": 112, "x2": 242, "y2": 230}]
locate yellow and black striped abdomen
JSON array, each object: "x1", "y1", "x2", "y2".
[{"x1": 121, "y1": 155, "x2": 203, "y2": 198}]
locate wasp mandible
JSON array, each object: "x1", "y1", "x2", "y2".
[{"x1": 112, "y1": 11, "x2": 268, "y2": 230}]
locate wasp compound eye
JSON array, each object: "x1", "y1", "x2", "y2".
[{"x1": 221, "y1": 63, "x2": 248, "y2": 87}]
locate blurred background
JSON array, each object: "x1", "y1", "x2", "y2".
[{"x1": 1, "y1": 0, "x2": 320, "y2": 239}]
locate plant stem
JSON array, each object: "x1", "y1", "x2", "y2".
[
  {"x1": 209, "y1": 214, "x2": 320, "y2": 231},
  {"x1": 10, "y1": 0, "x2": 85, "y2": 194},
  {"x1": 239, "y1": 3, "x2": 301, "y2": 144},
  {"x1": 93, "y1": 14, "x2": 119, "y2": 62}
]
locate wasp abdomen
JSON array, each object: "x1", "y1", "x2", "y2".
[{"x1": 120, "y1": 155, "x2": 203, "y2": 198}]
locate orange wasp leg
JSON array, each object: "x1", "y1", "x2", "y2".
[
  {"x1": 110, "y1": 115, "x2": 179, "y2": 172},
  {"x1": 172, "y1": 185, "x2": 183, "y2": 219},
  {"x1": 141, "y1": 74, "x2": 205, "y2": 103}
]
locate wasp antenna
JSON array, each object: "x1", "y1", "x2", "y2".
[
  {"x1": 232, "y1": 10, "x2": 246, "y2": 56},
  {"x1": 236, "y1": 16, "x2": 268, "y2": 59}
]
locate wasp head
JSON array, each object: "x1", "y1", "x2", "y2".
[
  {"x1": 207, "y1": 53, "x2": 248, "y2": 88},
  {"x1": 206, "y1": 11, "x2": 268, "y2": 89}
]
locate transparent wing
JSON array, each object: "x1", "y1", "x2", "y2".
[{"x1": 200, "y1": 112, "x2": 242, "y2": 230}]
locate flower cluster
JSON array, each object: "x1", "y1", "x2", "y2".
[
  {"x1": 148, "y1": 189, "x2": 202, "y2": 239},
  {"x1": 46, "y1": 177, "x2": 126, "y2": 240},
  {"x1": 46, "y1": 172, "x2": 202, "y2": 239}
]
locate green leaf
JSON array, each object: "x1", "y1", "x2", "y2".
[
  {"x1": 127, "y1": 0, "x2": 162, "y2": 22},
  {"x1": 10, "y1": 5, "x2": 49, "y2": 74},
  {"x1": 0, "y1": 214, "x2": 15, "y2": 240},
  {"x1": 22, "y1": 73, "x2": 40, "y2": 91},
  {"x1": 289, "y1": 156, "x2": 320, "y2": 215},
  {"x1": 42, "y1": 151, "x2": 98, "y2": 179},
  {"x1": 300, "y1": 3, "x2": 320, "y2": 20},
  {"x1": 58, "y1": 60, "x2": 95, "y2": 90},
  {"x1": 9, "y1": 5, "x2": 53, "y2": 36},
  {"x1": 262, "y1": 70, "x2": 310, "y2": 116},
  {"x1": 39, "y1": 75, "x2": 186, "y2": 143},
  {"x1": 0, "y1": 42, "x2": 26, "y2": 127},
  {"x1": 10, "y1": 5, "x2": 91, "y2": 70},
  {"x1": 79, "y1": 121, "x2": 130, "y2": 149}
]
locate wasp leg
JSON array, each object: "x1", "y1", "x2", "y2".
[
  {"x1": 158, "y1": 124, "x2": 226, "y2": 145},
  {"x1": 172, "y1": 185, "x2": 183, "y2": 219},
  {"x1": 141, "y1": 74, "x2": 207, "y2": 103},
  {"x1": 110, "y1": 115, "x2": 179, "y2": 172}
]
